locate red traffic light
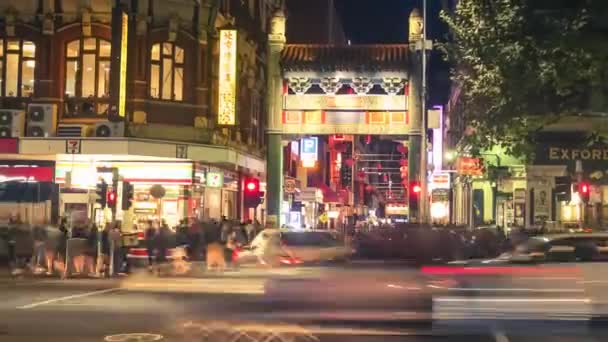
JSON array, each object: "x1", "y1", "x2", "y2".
[
  {"x1": 413, "y1": 184, "x2": 421, "y2": 193},
  {"x1": 581, "y1": 184, "x2": 589, "y2": 194},
  {"x1": 107, "y1": 191, "x2": 116, "y2": 203},
  {"x1": 244, "y1": 178, "x2": 259, "y2": 193}
]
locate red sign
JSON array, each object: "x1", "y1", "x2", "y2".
[
  {"x1": 456, "y1": 157, "x2": 484, "y2": 176},
  {"x1": 0, "y1": 165, "x2": 54, "y2": 182},
  {"x1": 0, "y1": 139, "x2": 18, "y2": 153}
]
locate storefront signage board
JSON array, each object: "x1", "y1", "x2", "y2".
[
  {"x1": 206, "y1": 172, "x2": 223, "y2": 188},
  {"x1": 456, "y1": 157, "x2": 484, "y2": 176},
  {"x1": 0, "y1": 161, "x2": 54, "y2": 183}
]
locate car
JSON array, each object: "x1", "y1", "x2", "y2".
[
  {"x1": 235, "y1": 229, "x2": 354, "y2": 267},
  {"x1": 428, "y1": 233, "x2": 608, "y2": 330}
]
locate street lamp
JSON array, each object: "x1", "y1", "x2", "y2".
[{"x1": 445, "y1": 150, "x2": 457, "y2": 163}]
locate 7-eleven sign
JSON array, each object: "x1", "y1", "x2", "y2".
[{"x1": 65, "y1": 139, "x2": 81, "y2": 154}]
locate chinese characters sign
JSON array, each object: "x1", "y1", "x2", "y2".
[
  {"x1": 218, "y1": 29, "x2": 237, "y2": 126},
  {"x1": 118, "y1": 12, "x2": 128, "y2": 117}
]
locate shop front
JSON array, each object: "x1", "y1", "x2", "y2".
[
  {"x1": 0, "y1": 160, "x2": 57, "y2": 224},
  {"x1": 534, "y1": 133, "x2": 608, "y2": 228},
  {"x1": 55, "y1": 158, "x2": 193, "y2": 228},
  {"x1": 192, "y1": 163, "x2": 240, "y2": 221}
]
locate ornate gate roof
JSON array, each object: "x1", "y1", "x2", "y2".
[{"x1": 281, "y1": 44, "x2": 409, "y2": 73}]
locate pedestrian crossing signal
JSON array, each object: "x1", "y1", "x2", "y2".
[
  {"x1": 122, "y1": 181, "x2": 134, "y2": 210},
  {"x1": 95, "y1": 180, "x2": 108, "y2": 208},
  {"x1": 107, "y1": 191, "x2": 117, "y2": 209}
]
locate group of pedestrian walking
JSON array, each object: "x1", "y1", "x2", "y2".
[
  {"x1": 1, "y1": 215, "x2": 130, "y2": 278},
  {"x1": 2, "y1": 214, "x2": 265, "y2": 277},
  {"x1": 141, "y1": 217, "x2": 262, "y2": 272}
]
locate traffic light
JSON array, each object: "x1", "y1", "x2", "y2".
[
  {"x1": 95, "y1": 180, "x2": 108, "y2": 208},
  {"x1": 409, "y1": 180, "x2": 421, "y2": 212},
  {"x1": 121, "y1": 181, "x2": 134, "y2": 210},
  {"x1": 107, "y1": 191, "x2": 117, "y2": 209},
  {"x1": 555, "y1": 176, "x2": 572, "y2": 202},
  {"x1": 340, "y1": 162, "x2": 353, "y2": 188},
  {"x1": 244, "y1": 177, "x2": 263, "y2": 208},
  {"x1": 578, "y1": 181, "x2": 590, "y2": 203}
]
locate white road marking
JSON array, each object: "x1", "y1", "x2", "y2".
[
  {"x1": 448, "y1": 287, "x2": 584, "y2": 293},
  {"x1": 494, "y1": 331, "x2": 510, "y2": 342},
  {"x1": 16, "y1": 288, "x2": 120, "y2": 309},
  {"x1": 435, "y1": 297, "x2": 591, "y2": 303}
]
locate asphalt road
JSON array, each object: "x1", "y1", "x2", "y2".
[{"x1": 0, "y1": 266, "x2": 606, "y2": 342}]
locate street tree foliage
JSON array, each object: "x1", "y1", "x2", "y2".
[{"x1": 440, "y1": 0, "x2": 605, "y2": 160}]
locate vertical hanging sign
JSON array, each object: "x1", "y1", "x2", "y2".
[
  {"x1": 110, "y1": 4, "x2": 129, "y2": 118},
  {"x1": 218, "y1": 29, "x2": 237, "y2": 125},
  {"x1": 118, "y1": 12, "x2": 128, "y2": 117}
]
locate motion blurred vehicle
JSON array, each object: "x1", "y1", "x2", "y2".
[
  {"x1": 354, "y1": 226, "x2": 467, "y2": 262},
  {"x1": 429, "y1": 233, "x2": 608, "y2": 331},
  {"x1": 235, "y1": 229, "x2": 354, "y2": 266}
]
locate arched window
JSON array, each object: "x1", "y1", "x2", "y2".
[
  {"x1": 150, "y1": 42, "x2": 184, "y2": 101},
  {"x1": 0, "y1": 39, "x2": 36, "y2": 97},
  {"x1": 64, "y1": 38, "x2": 111, "y2": 116}
]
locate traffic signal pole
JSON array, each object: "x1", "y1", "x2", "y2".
[{"x1": 576, "y1": 160, "x2": 583, "y2": 229}]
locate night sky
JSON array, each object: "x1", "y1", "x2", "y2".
[{"x1": 334, "y1": 0, "x2": 451, "y2": 104}]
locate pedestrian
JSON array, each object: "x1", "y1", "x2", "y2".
[
  {"x1": 31, "y1": 224, "x2": 48, "y2": 273},
  {"x1": 6, "y1": 219, "x2": 18, "y2": 275},
  {"x1": 188, "y1": 218, "x2": 203, "y2": 260},
  {"x1": 85, "y1": 224, "x2": 98, "y2": 276},
  {"x1": 70, "y1": 223, "x2": 89, "y2": 276},
  {"x1": 43, "y1": 225, "x2": 60, "y2": 275},
  {"x1": 109, "y1": 224, "x2": 123, "y2": 276},
  {"x1": 144, "y1": 220, "x2": 157, "y2": 271},
  {"x1": 245, "y1": 220, "x2": 256, "y2": 242},
  {"x1": 154, "y1": 222, "x2": 171, "y2": 266},
  {"x1": 100, "y1": 223, "x2": 112, "y2": 276}
]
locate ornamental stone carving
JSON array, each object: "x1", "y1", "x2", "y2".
[
  {"x1": 381, "y1": 77, "x2": 405, "y2": 95},
  {"x1": 351, "y1": 77, "x2": 373, "y2": 94},
  {"x1": 81, "y1": 7, "x2": 92, "y2": 36},
  {"x1": 319, "y1": 77, "x2": 342, "y2": 95},
  {"x1": 287, "y1": 77, "x2": 312, "y2": 94}
]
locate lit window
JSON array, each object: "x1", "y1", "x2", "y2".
[
  {"x1": 0, "y1": 39, "x2": 36, "y2": 97},
  {"x1": 149, "y1": 42, "x2": 184, "y2": 101},
  {"x1": 64, "y1": 38, "x2": 110, "y2": 117},
  {"x1": 65, "y1": 38, "x2": 111, "y2": 99}
]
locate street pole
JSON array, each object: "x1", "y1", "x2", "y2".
[{"x1": 419, "y1": 0, "x2": 429, "y2": 224}]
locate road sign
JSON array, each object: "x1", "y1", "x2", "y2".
[
  {"x1": 285, "y1": 178, "x2": 296, "y2": 193},
  {"x1": 65, "y1": 139, "x2": 81, "y2": 154}
]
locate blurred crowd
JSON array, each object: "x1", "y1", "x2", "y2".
[{"x1": 0, "y1": 215, "x2": 263, "y2": 277}]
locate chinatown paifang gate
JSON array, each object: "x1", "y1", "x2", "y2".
[{"x1": 264, "y1": 9, "x2": 426, "y2": 227}]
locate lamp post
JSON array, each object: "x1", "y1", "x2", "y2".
[{"x1": 419, "y1": 0, "x2": 431, "y2": 224}]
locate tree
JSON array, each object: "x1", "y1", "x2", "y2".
[{"x1": 440, "y1": 0, "x2": 606, "y2": 160}]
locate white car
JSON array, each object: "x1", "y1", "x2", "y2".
[{"x1": 235, "y1": 229, "x2": 353, "y2": 266}]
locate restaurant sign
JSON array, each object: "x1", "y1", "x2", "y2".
[{"x1": 456, "y1": 157, "x2": 484, "y2": 176}]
